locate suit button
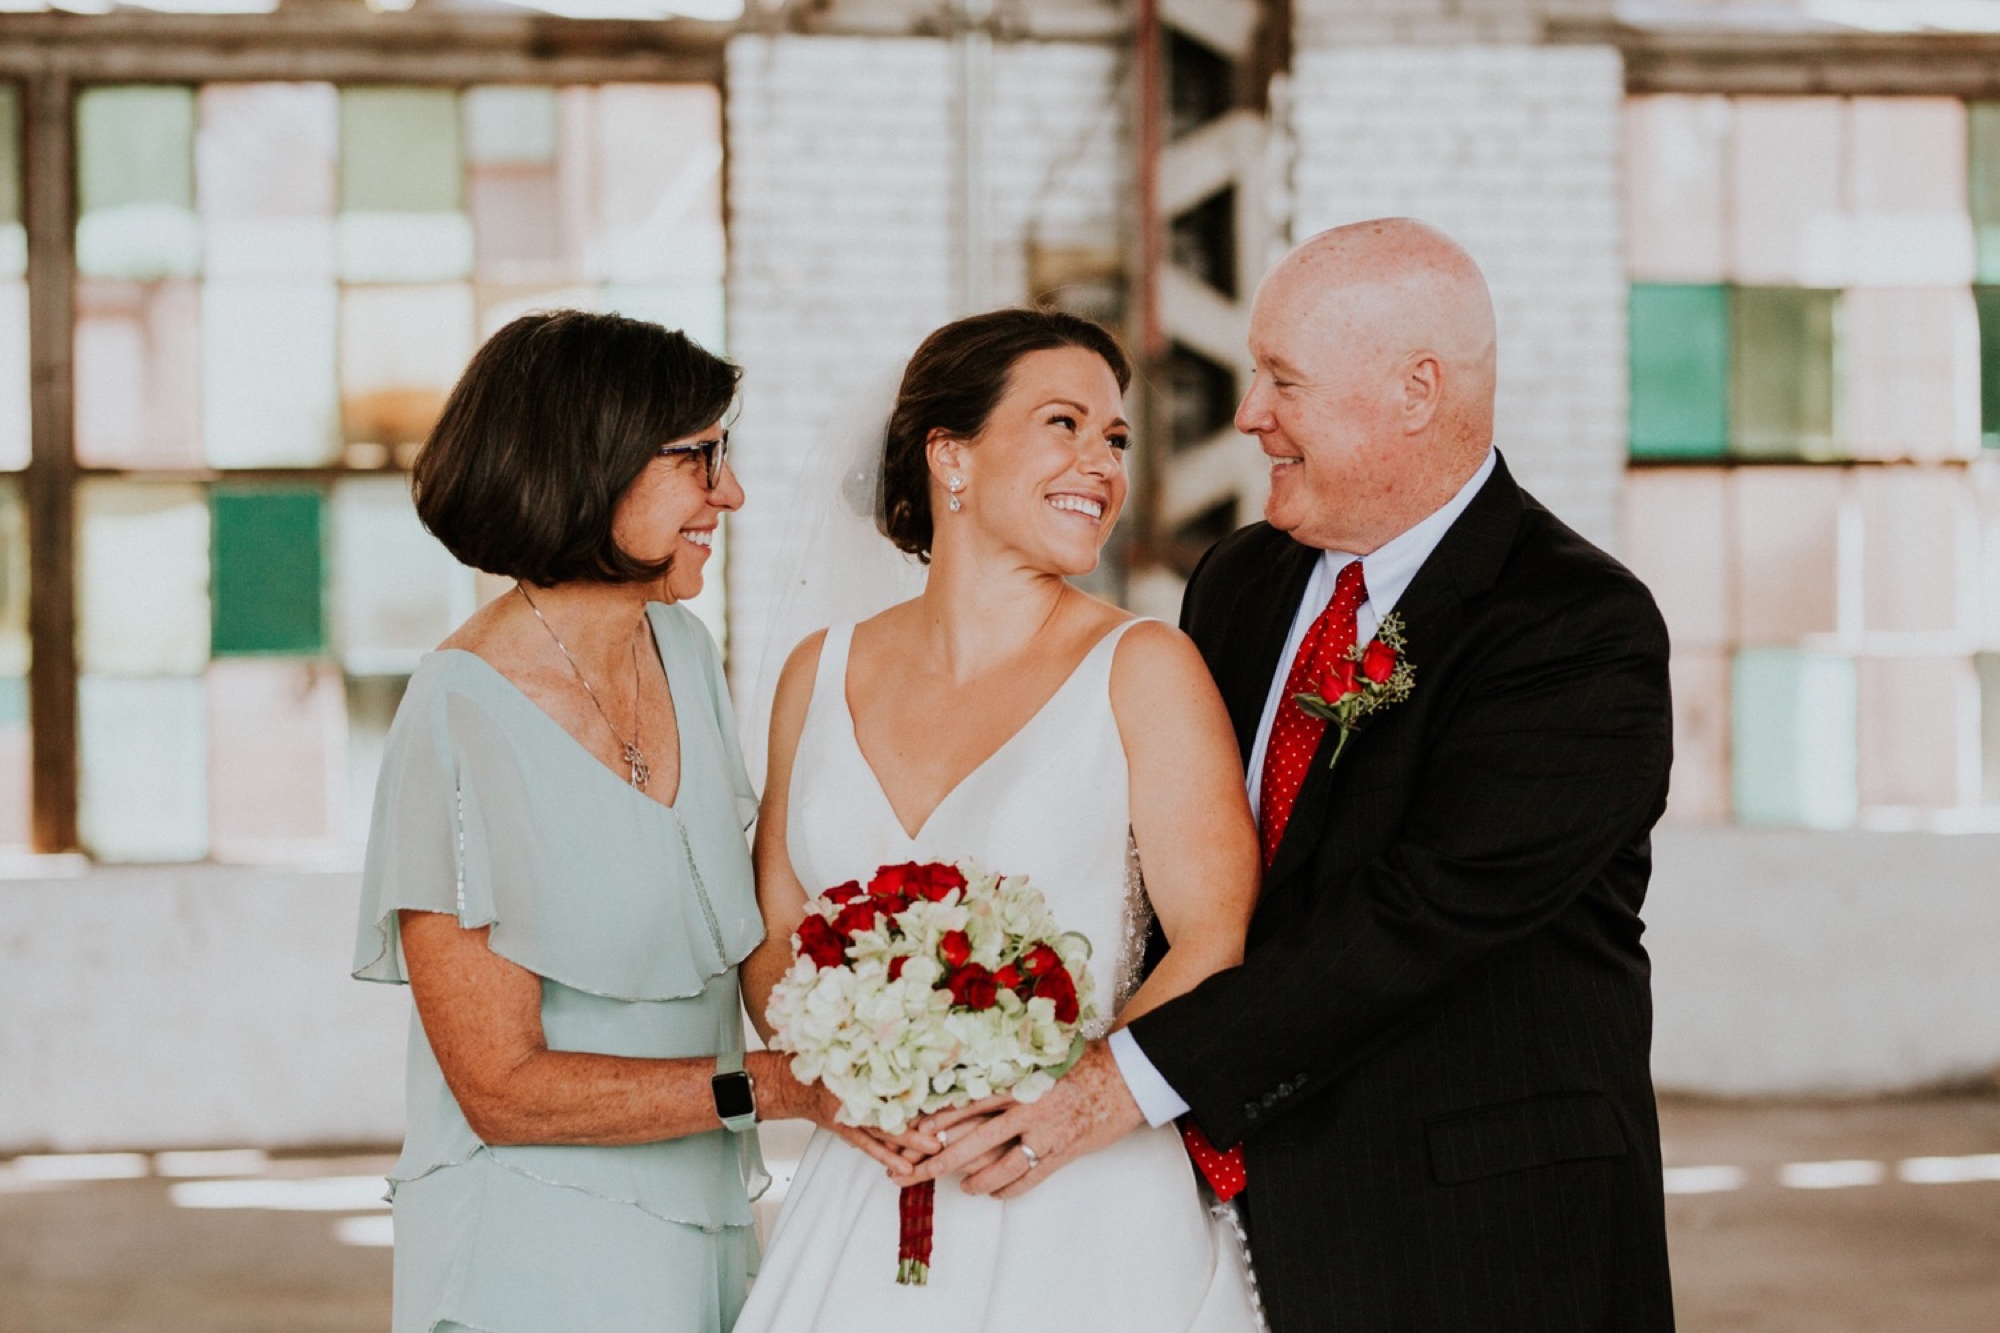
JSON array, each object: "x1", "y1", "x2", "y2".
[
  {"x1": 1260, "y1": 1091, "x2": 1279, "y2": 1108},
  {"x1": 1243, "y1": 1103, "x2": 1260, "y2": 1120}
]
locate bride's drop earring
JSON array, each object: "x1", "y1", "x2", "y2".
[{"x1": 947, "y1": 475, "x2": 964, "y2": 513}]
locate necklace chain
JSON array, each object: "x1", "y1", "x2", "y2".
[{"x1": 516, "y1": 584, "x2": 651, "y2": 791}]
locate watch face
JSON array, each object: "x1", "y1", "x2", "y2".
[{"x1": 713, "y1": 1071, "x2": 755, "y2": 1121}]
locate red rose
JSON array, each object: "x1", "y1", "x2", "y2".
[
  {"x1": 1033, "y1": 966, "x2": 1080, "y2": 1024},
  {"x1": 1360, "y1": 639, "x2": 1397, "y2": 685},
  {"x1": 993, "y1": 962, "x2": 1026, "y2": 994},
  {"x1": 834, "y1": 900, "x2": 885, "y2": 937},
  {"x1": 868, "y1": 863, "x2": 915, "y2": 897},
  {"x1": 1324, "y1": 658, "x2": 1360, "y2": 699},
  {"x1": 822, "y1": 881, "x2": 865, "y2": 905},
  {"x1": 947, "y1": 962, "x2": 999, "y2": 1010},
  {"x1": 796, "y1": 915, "x2": 850, "y2": 970},
  {"x1": 939, "y1": 929, "x2": 973, "y2": 969},
  {"x1": 887, "y1": 955, "x2": 908, "y2": 982},
  {"x1": 1020, "y1": 943, "x2": 1061, "y2": 977},
  {"x1": 909, "y1": 863, "x2": 968, "y2": 902}
]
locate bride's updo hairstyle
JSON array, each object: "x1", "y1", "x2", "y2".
[
  {"x1": 880, "y1": 306, "x2": 1131, "y2": 562},
  {"x1": 413, "y1": 309, "x2": 738, "y2": 586}
]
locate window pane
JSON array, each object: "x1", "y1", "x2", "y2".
[
  {"x1": 0, "y1": 676, "x2": 26, "y2": 850},
  {"x1": 467, "y1": 87, "x2": 559, "y2": 166},
  {"x1": 339, "y1": 285, "x2": 474, "y2": 450},
  {"x1": 1628, "y1": 283, "x2": 1729, "y2": 459},
  {"x1": 1982, "y1": 474, "x2": 2000, "y2": 646},
  {"x1": 77, "y1": 86, "x2": 200, "y2": 280},
  {"x1": 1860, "y1": 467, "x2": 1971, "y2": 636},
  {"x1": 1980, "y1": 653, "x2": 2000, "y2": 805},
  {"x1": 345, "y1": 673, "x2": 407, "y2": 845},
  {"x1": 197, "y1": 83, "x2": 337, "y2": 280},
  {"x1": 79, "y1": 675, "x2": 207, "y2": 862},
  {"x1": 1848, "y1": 98, "x2": 1974, "y2": 288},
  {"x1": 1844, "y1": 287, "x2": 1980, "y2": 461},
  {"x1": 1729, "y1": 97, "x2": 1845, "y2": 286},
  {"x1": 0, "y1": 477, "x2": 26, "y2": 676},
  {"x1": 338, "y1": 88, "x2": 471, "y2": 283},
  {"x1": 1621, "y1": 468, "x2": 1730, "y2": 650},
  {"x1": 1857, "y1": 656, "x2": 1972, "y2": 813},
  {"x1": 1969, "y1": 102, "x2": 2000, "y2": 284},
  {"x1": 77, "y1": 480, "x2": 211, "y2": 677},
  {"x1": 1730, "y1": 287, "x2": 1839, "y2": 460},
  {"x1": 73, "y1": 279, "x2": 203, "y2": 469},
  {"x1": 211, "y1": 486, "x2": 325, "y2": 657},
  {"x1": 207, "y1": 659, "x2": 345, "y2": 863},
  {"x1": 1977, "y1": 286, "x2": 2000, "y2": 449},
  {"x1": 602, "y1": 282, "x2": 726, "y2": 353},
  {"x1": 566, "y1": 86, "x2": 725, "y2": 283},
  {"x1": 1666, "y1": 652, "x2": 1730, "y2": 825},
  {"x1": 1, "y1": 85, "x2": 23, "y2": 278},
  {"x1": 0, "y1": 280, "x2": 26, "y2": 470},
  {"x1": 330, "y1": 476, "x2": 473, "y2": 675},
  {"x1": 202, "y1": 280, "x2": 341, "y2": 468},
  {"x1": 477, "y1": 282, "x2": 598, "y2": 339},
  {"x1": 468, "y1": 87, "x2": 563, "y2": 283},
  {"x1": 1732, "y1": 467, "x2": 1842, "y2": 643},
  {"x1": 1623, "y1": 95, "x2": 1728, "y2": 283},
  {"x1": 1731, "y1": 648, "x2": 1857, "y2": 829}
]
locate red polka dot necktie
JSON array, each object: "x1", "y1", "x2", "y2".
[{"x1": 1180, "y1": 560, "x2": 1367, "y2": 1205}]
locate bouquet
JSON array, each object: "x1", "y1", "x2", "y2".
[{"x1": 766, "y1": 858, "x2": 1097, "y2": 1285}]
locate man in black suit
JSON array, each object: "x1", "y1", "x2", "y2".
[{"x1": 918, "y1": 219, "x2": 1676, "y2": 1330}]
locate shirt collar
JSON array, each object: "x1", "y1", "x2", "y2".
[{"x1": 1321, "y1": 448, "x2": 1497, "y2": 617}]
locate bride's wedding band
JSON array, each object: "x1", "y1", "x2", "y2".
[{"x1": 1018, "y1": 1143, "x2": 1041, "y2": 1170}]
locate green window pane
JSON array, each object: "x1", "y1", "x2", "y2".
[
  {"x1": 79, "y1": 675, "x2": 208, "y2": 862},
  {"x1": 1731, "y1": 649, "x2": 1857, "y2": 829},
  {"x1": 1731, "y1": 287, "x2": 1840, "y2": 461},
  {"x1": 1, "y1": 86, "x2": 23, "y2": 278},
  {"x1": 211, "y1": 486, "x2": 325, "y2": 656},
  {"x1": 0, "y1": 477, "x2": 25, "y2": 676},
  {"x1": 1971, "y1": 103, "x2": 2000, "y2": 284},
  {"x1": 1977, "y1": 286, "x2": 2000, "y2": 448},
  {"x1": 1629, "y1": 283, "x2": 1729, "y2": 459},
  {"x1": 77, "y1": 86, "x2": 200, "y2": 279},
  {"x1": 78, "y1": 480, "x2": 211, "y2": 676},
  {"x1": 338, "y1": 88, "x2": 470, "y2": 283}
]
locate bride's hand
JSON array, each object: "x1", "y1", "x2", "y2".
[{"x1": 912, "y1": 1094, "x2": 1017, "y2": 1174}]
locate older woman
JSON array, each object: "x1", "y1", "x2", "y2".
[{"x1": 351, "y1": 312, "x2": 895, "y2": 1333}]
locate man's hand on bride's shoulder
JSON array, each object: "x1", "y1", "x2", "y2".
[{"x1": 907, "y1": 1041, "x2": 1146, "y2": 1199}]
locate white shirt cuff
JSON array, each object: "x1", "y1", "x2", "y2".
[{"x1": 1108, "y1": 1028, "x2": 1191, "y2": 1127}]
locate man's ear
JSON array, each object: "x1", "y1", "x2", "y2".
[{"x1": 1402, "y1": 353, "x2": 1443, "y2": 434}]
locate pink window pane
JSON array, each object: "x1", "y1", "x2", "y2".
[
  {"x1": 0, "y1": 279, "x2": 26, "y2": 470},
  {"x1": 207, "y1": 659, "x2": 348, "y2": 863},
  {"x1": 1731, "y1": 467, "x2": 1842, "y2": 644},
  {"x1": 73, "y1": 278, "x2": 202, "y2": 470},
  {"x1": 1666, "y1": 652, "x2": 1730, "y2": 824},
  {"x1": 1859, "y1": 467, "x2": 1970, "y2": 636},
  {"x1": 560, "y1": 86, "x2": 725, "y2": 284},
  {"x1": 1842, "y1": 288, "x2": 1981, "y2": 461},
  {"x1": 1729, "y1": 97, "x2": 1846, "y2": 286},
  {"x1": 1848, "y1": 98, "x2": 1974, "y2": 288},
  {"x1": 1624, "y1": 95, "x2": 1728, "y2": 282},
  {"x1": 1856, "y1": 655, "x2": 1973, "y2": 812},
  {"x1": 339, "y1": 284, "x2": 475, "y2": 450},
  {"x1": 1621, "y1": 468, "x2": 1730, "y2": 651},
  {"x1": 197, "y1": 83, "x2": 337, "y2": 280}
]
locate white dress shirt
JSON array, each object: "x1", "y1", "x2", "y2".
[{"x1": 1110, "y1": 448, "x2": 1498, "y2": 1127}]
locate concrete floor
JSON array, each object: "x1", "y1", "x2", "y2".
[{"x1": 2, "y1": 1096, "x2": 1996, "y2": 1331}]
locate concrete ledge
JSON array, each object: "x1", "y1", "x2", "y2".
[{"x1": 1647, "y1": 827, "x2": 2000, "y2": 1097}]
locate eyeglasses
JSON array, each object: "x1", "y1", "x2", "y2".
[{"x1": 659, "y1": 429, "x2": 730, "y2": 489}]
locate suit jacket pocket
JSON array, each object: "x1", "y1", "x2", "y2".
[{"x1": 1426, "y1": 1091, "x2": 1628, "y2": 1185}]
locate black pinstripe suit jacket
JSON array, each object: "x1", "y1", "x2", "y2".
[{"x1": 1128, "y1": 455, "x2": 1677, "y2": 1332}]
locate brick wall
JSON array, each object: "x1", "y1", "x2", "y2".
[
  {"x1": 1287, "y1": 41, "x2": 1628, "y2": 547},
  {"x1": 723, "y1": 34, "x2": 1127, "y2": 708}
]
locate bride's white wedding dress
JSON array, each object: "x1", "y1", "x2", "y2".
[{"x1": 733, "y1": 620, "x2": 1260, "y2": 1333}]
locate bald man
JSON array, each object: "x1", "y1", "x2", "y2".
[{"x1": 916, "y1": 220, "x2": 1676, "y2": 1330}]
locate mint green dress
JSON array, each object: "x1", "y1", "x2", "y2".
[{"x1": 353, "y1": 602, "x2": 768, "y2": 1333}]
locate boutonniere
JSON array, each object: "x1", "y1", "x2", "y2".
[{"x1": 1293, "y1": 613, "x2": 1416, "y2": 770}]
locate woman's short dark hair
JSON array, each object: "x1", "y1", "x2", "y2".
[
  {"x1": 413, "y1": 310, "x2": 739, "y2": 586},
  {"x1": 880, "y1": 307, "x2": 1131, "y2": 561}
]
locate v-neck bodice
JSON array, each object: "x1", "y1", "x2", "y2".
[{"x1": 788, "y1": 619, "x2": 1148, "y2": 1023}]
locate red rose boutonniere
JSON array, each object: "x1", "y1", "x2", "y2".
[{"x1": 1293, "y1": 612, "x2": 1416, "y2": 769}]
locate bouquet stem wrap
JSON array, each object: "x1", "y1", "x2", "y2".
[{"x1": 896, "y1": 1179, "x2": 936, "y2": 1285}]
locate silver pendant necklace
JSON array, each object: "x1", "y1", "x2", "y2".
[{"x1": 517, "y1": 584, "x2": 651, "y2": 791}]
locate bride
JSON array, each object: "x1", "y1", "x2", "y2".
[{"x1": 735, "y1": 308, "x2": 1263, "y2": 1331}]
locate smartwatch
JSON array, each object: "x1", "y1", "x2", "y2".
[{"x1": 712, "y1": 1049, "x2": 758, "y2": 1133}]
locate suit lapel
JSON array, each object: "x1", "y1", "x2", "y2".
[{"x1": 1261, "y1": 456, "x2": 1527, "y2": 890}]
